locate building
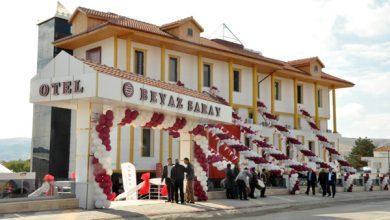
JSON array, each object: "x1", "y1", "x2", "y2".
[
  {"x1": 30, "y1": 5, "x2": 353, "y2": 208},
  {"x1": 362, "y1": 146, "x2": 390, "y2": 174}
]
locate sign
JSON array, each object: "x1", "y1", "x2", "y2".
[
  {"x1": 116, "y1": 163, "x2": 137, "y2": 200},
  {"x1": 39, "y1": 80, "x2": 84, "y2": 96},
  {"x1": 122, "y1": 82, "x2": 221, "y2": 117},
  {"x1": 156, "y1": 163, "x2": 163, "y2": 178}
]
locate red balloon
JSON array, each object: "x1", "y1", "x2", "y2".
[
  {"x1": 106, "y1": 110, "x2": 114, "y2": 120},
  {"x1": 99, "y1": 115, "x2": 106, "y2": 125},
  {"x1": 105, "y1": 120, "x2": 113, "y2": 127}
]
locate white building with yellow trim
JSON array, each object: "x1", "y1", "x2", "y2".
[{"x1": 31, "y1": 6, "x2": 354, "y2": 185}]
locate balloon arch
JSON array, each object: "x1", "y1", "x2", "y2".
[{"x1": 90, "y1": 99, "x2": 359, "y2": 208}]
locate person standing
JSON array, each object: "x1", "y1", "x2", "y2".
[
  {"x1": 235, "y1": 167, "x2": 252, "y2": 200},
  {"x1": 249, "y1": 168, "x2": 263, "y2": 199},
  {"x1": 327, "y1": 168, "x2": 337, "y2": 198},
  {"x1": 225, "y1": 163, "x2": 235, "y2": 199},
  {"x1": 232, "y1": 164, "x2": 240, "y2": 199},
  {"x1": 171, "y1": 159, "x2": 186, "y2": 204},
  {"x1": 184, "y1": 158, "x2": 195, "y2": 203},
  {"x1": 161, "y1": 158, "x2": 174, "y2": 202},
  {"x1": 318, "y1": 168, "x2": 328, "y2": 197},
  {"x1": 305, "y1": 169, "x2": 317, "y2": 195},
  {"x1": 259, "y1": 168, "x2": 267, "y2": 198}
]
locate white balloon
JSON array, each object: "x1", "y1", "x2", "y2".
[
  {"x1": 103, "y1": 200, "x2": 111, "y2": 208},
  {"x1": 95, "y1": 200, "x2": 103, "y2": 208}
]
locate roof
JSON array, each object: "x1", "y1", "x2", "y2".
[
  {"x1": 160, "y1": 16, "x2": 204, "y2": 32},
  {"x1": 288, "y1": 56, "x2": 325, "y2": 68},
  {"x1": 59, "y1": 6, "x2": 354, "y2": 87},
  {"x1": 374, "y1": 146, "x2": 390, "y2": 152},
  {"x1": 79, "y1": 58, "x2": 228, "y2": 105}
]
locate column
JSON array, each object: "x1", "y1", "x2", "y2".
[
  {"x1": 252, "y1": 66, "x2": 258, "y2": 124},
  {"x1": 114, "y1": 35, "x2": 118, "y2": 68},
  {"x1": 270, "y1": 73, "x2": 275, "y2": 114},
  {"x1": 332, "y1": 86, "x2": 337, "y2": 133},
  {"x1": 293, "y1": 78, "x2": 299, "y2": 129},
  {"x1": 197, "y1": 54, "x2": 203, "y2": 92},
  {"x1": 228, "y1": 61, "x2": 234, "y2": 105},
  {"x1": 314, "y1": 83, "x2": 319, "y2": 126},
  {"x1": 75, "y1": 101, "x2": 103, "y2": 209},
  {"x1": 161, "y1": 45, "x2": 166, "y2": 81}
]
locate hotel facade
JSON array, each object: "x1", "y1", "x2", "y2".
[{"x1": 30, "y1": 6, "x2": 353, "y2": 208}]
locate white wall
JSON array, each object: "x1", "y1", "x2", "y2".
[
  {"x1": 73, "y1": 37, "x2": 115, "y2": 67},
  {"x1": 233, "y1": 64, "x2": 253, "y2": 107}
]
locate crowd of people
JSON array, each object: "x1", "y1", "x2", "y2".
[
  {"x1": 306, "y1": 167, "x2": 337, "y2": 198},
  {"x1": 161, "y1": 157, "x2": 195, "y2": 204},
  {"x1": 225, "y1": 164, "x2": 268, "y2": 200}
]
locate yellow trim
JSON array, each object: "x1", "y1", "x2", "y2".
[
  {"x1": 252, "y1": 66, "x2": 258, "y2": 124},
  {"x1": 293, "y1": 78, "x2": 298, "y2": 129},
  {"x1": 232, "y1": 103, "x2": 252, "y2": 109},
  {"x1": 116, "y1": 125, "x2": 122, "y2": 170},
  {"x1": 126, "y1": 38, "x2": 132, "y2": 71},
  {"x1": 314, "y1": 83, "x2": 319, "y2": 126},
  {"x1": 129, "y1": 126, "x2": 134, "y2": 163},
  {"x1": 278, "y1": 134, "x2": 282, "y2": 151},
  {"x1": 168, "y1": 135, "x2": 173, "y2": 158},
  {"x1": 332, "y1": 87, "x2": 337, "y2": 133},
  {"x1": 159, "y1": 130, "x2": 164, "y2": 163},
  {"x1": 197, "y1": 54, "x2": 202, "y2": 92},
  {"x1": 133, "y1": 47, "x2": 147, "y2": 76},
  {"x1": 168, "y1": 54, "x2": 181, "y2": 82},
  {"x1": 228, "y1": 61, "x2": 233, "y2": 105},
  {"x1": 323, "y1": 147, "x2": 326, "y2": 161},
  {"x1": 114, "y1": 35, "x2": 118, "y2": 68},
  {"x1": 202, "y1": 62, "x2": 214, "y2": 88},
  {"x1": 161, "y1": 46, "x2": 166, "y2": 81},
  {"x1": 270, "y1": 73, "x2": 275, "y2": 114}
]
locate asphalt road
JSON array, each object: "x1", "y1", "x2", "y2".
[{"x1": 229, "y1": 200, "x2": 390, "y2": 220}]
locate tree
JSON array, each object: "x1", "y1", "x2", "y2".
[
  {"x1": 2, "y1": 159, "x2": 30, "y2": 172},
  {"x1": 347, "y1": 137, "x2": 376, "y2": 169}
]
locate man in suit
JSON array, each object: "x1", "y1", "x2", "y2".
[
  {"x1": 318, "y1": 168, "x2": 328, "y2": 197},
  {"x1": 305, "y1": 168, "x2": 317, "y2": 195},
  {"x1": 327, "y1": 168, "x2": 337, "y2": 198},
  {"x1": 171, "y1": 159, "x2": 186, "y2": 204},
  {"x1": 184, "y1": 157, "x2": 195, "y2": 203},
  {"x1": 161, "y1": 158, "x2": 174, "y2": 202},
  {"x1": 225, "y1": 163, "x2": 235, "y2": 199}
]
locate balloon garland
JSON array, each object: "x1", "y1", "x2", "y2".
[
  {"x1": 91, "y1": 110, "x2": 116, "y2": 208},
  {"x1": 298, "y1": 107, "x2": 356, "y2": 191},
  {"x1": 289, "y1": 170, "x2": 300, "y2": 194},
  {"x1": 343, "y1": 173, "x2": 354, "y2": 192},
  {"x1": 256, "y1": 101, "x2": 331, "y2": 170},
  {"x1": 193, "y1": 143, "x2": 209, "y2": 201},
  {"x1": 364, "y1": 173, "x2": 373, "y2": 191}
]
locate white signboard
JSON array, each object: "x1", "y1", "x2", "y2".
[{"x1": 116, "y1": 162, "x2": 137, "y2": 201}]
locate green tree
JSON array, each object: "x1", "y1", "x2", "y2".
[
  {"x1": 347, "y1": 137, "x2": 376, "y2": 169},
  {"x1": 2, "y1": 159, "x2": 30, "y2": 172}
]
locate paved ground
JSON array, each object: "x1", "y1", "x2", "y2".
[
  {"x1": 230, "y1": 200, "x2": 390, "y2": 220},
  {"x1": 1, "y1": 191, "x2": 390, "y2": 219}
]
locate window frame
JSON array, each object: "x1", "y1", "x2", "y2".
[
  {"x1": 317, "y1": 88, "x2": 323, "y2": 108},
  {"x1": 187, "y1": 28, "x2": 193, "y2": 36},
  {"x1": 141, "y1": 128, "x2": 154, "y2": 158},
  {"x1": 168, "y1": 55, "x2": 180, "y2": 82},
  {"x1": 274, "y1": 80, "x2": 282, "y2": 101},
  {"x1": 233, "y1": 68, "x2": 241, "y2": 92},
  {"x1": 86, "y1": 46, "x2": 102, "y2": 64},
  {"x1": 202, "y1": 62, "x2": 213, "y2": 88},
  {"x1": 133, "y1": 48, "x2": 147, "y2": 76},
  {"x1": 297, "y1": 83, "x2": 304, "y2": 104}
]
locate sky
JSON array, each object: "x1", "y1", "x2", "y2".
[{"x1": 0, "y1": 0, "x2": 389, "y2": 139}]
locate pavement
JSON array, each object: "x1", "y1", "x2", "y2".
[{"x1": 1, "y1": 191, "x2": 390, "y2": 219}]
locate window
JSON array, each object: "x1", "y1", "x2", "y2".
[
  {"x1": 169, "y1": 56, "x2": 179, "y2": 82},
  {"x1": 317, "y1": 89, "x2": 323, "y2": 107},
  {"x1": 297, "y1": 84, "x2": 303, "y2": 104},
  {"x1": 314, "y1": 65, "x2": 319, "y2": 72},
  {"x1": 233, "y1": 69, "x2": 240, "y2": 92},
  {"x1": 203, "y1": 63, "x2": 212, "y2": 87},
  {"x1": 308, "y1": 141, "x2": 315, "y2": 153},
  {"x1": 274, "y1": 80, "x2": 281, "y2": 100},
  {"x1": 187, "y1": 28, "x2": 193, "y2": 36},
  {"x1": 86, "y1": 47, "x2": 101, "y2": 64},
  {"x1": 245, "y1": 137, "x2": 250, "y2": 147},
  {"x1": 141, "y1": 128, "x2": 153, "y2": 157},
  {"x1": 134, "y1": 49, "x2": 145, "y2": 76}
]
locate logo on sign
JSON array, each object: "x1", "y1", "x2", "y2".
[{"x1": 122, "y1": 82, "x2": 134, "y2": 98}]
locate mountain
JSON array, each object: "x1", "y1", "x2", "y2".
[{"x1": 0, "y1": 138, "x2": 31, "y2": 162}]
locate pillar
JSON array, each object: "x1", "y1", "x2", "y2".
[
  {"x1": 332, "y1": 87, "x2": 337, "y2": 133},
  {"x1": 314, "y1": 83, "x2": 319, "y2": 126},
  {"x1": 252, "y1": 66, "x2": 258, "y2": 124},
  {"x1": 197, "y1": 54, "x2": 203, "y2": 92},
  {"x1": 270, "y1": 73, "x2": 275, "y2": 114},
  {"x1": 75, "y1": 101, "x2": 103, "y2": 209},
  {"x1": 293, "y1": 78, "x2": 299, "y2": 129},
  {"x1": 228, "y1": 61, "x2": 234, "y2": 105}
]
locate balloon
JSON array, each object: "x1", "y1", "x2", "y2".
[{"x1": 95, "y1": 200, "x2": 103, "y2": 208}]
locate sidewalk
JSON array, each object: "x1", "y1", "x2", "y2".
[{"x1": 2, "y1": 191, "x2": 390, "y2": 219}]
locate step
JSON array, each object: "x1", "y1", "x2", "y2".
[{"x1": 0, "y1": 197, "x2": 79, "y2": 214}]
